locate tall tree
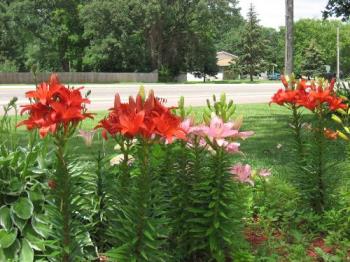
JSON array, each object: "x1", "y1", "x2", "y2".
[
  {"x1": 300, "y1": 40, "x2": 326, "y2": 77},
  {"x1": 323, "y1": 0, "x2": 350, "y2": 21},
  {"x1": 262, "y1": 27, "x2": 285, "y2": 74},
  {"x1": 238, "y1": 4, "x2": 266, "y2": 82}
]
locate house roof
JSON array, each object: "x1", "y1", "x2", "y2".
[{"x1": 216, "y1": 51, "x2": 238, "y2": 67}]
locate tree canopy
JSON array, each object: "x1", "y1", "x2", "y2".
[
  {"x1": 0, "y1": 0, "x2": 243, "y2": 79},
  {"x1": 1, "y1": 0, "x2": 350, "y2": 80},
  {"x1": 323, "y1": 0, "x2": 350, "y2": 21}
]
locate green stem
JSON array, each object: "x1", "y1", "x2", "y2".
[
  {"x1": 209, "y1": 147, "x2": 226, "y2": 261},
  {"x1": 314, "y1": 111, "x2": 326, "y2": 214},
  {"x1": 119, "y1": 139, "x2": 130, "y2": 189},
  {"x1": 291, "y1": 105, "x2": 305, "y2": 163},
  {"x1": 56, "y1": 136, "x2": 71, "y2": 262},
  {"x1": 135, "y1": 139, "x2": 150, "y2": 258},
  {"x1": 95, "y1": 152, "x2": 106, "y2": 253}
]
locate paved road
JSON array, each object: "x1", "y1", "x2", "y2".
[{"x1": 0, "y1": 83, "x2": 281, "y2": 114}]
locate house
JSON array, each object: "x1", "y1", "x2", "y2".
[
  {"x1": 216, "y1": 51, "x2": 238, "y2": 80},
  {"x1": 179, "y1": 51, "x2": 238, "y2": 82}
]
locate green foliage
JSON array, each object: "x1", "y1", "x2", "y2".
[
  {"x1": 106, "y1": 141, "x2": 170, "y2": 261},
  {"x1": 300, "y1": 40, "x2": 326, "y2": 77},
  {"x1": 323, "y1": 0, "x2": 350, "y2": 21},
  {"x1": 0, "y1": 144, "x2": 49, "y2": 261},
  {"x1": 44, "y1": 147, "x2": 95, "y2": 261},
  {"x1": 0, "y1": 97, "x2": 18, "y2": 148},
  {"x1": 1, "y1": 0, "x2": 243, "y2": 76},
  {"x1": 0, "y1": 60, "x2": 18, "y2": 72},
  {"x1": 204, "y1": 93, "x2": 236, "y2": 123},
  {"x1": 293, "y1": 19, "x2": 350, "y2": 76},
  {"x1": 252, "y1": 176, "x2": 302, "y2": 227},
  {"x1": 335, "y1": 81, "x2": 350, "y2": 104}
]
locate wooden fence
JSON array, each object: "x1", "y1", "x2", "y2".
[{"x1": 0, "y1": 71, "x2": 158, "y2": 84}]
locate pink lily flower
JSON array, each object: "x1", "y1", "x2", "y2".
[
  {"x1": 230, "y1": 163, "x2": 254, "y2": 186},
  {"x1": 259, "y1": 168, "x2": 272, "y2": 177},
  {"x1": 225, "y1": 142, "x2": 241, "y2": 154},
  {"x1": 78, "y1": 129, "x2": 96, "y2": 146},
  {"x1": 180, "y1": 118, "x2": 192, "y2": 134},
  {"x1": 201, "y1": 114, "x2": 238, "y2": 139},
  {"x1": 216, "y1": 140, "x2": 241, "y2": 154},
  {"x1": 238, "y1": 131, "x2": 255, "y2": 140},
  {"x1": 181, "y1": 118, "x2": 207, "y2": 136}
]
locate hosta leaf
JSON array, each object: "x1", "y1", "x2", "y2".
[
  {"x1": 7, "y1": 178, "x2": 23, "y2": 196},
  {"x1": 12, "y1": 197, "x2": 33, "y2": 220},
  {"x1": 19, "y1": 239, "x2": 34, "y2": 262},
  {"x1": 0, "y1": 228, "x2": 17, "y2": 248},
  {"x1": 31, "y1": 216, "x2": 49, "y2": 238},
  {"x1": 2, "y1": 239, "x2": 20, "y2": 260},
  {"x1": 28, "y1": 191, "x2": 44, "y2": 203},
  {"x1": 11, "y1": 212, "x2": 27, "y2": 232},
  {"x1": 0, "y1": 206, "x2": 12, "y2": 231},
  {"x1": 23, "y1": 226, "x2": 45, "y2": 251},
  {"x1": 0, "y1": 248, "x2": 5, "y2": 261}
]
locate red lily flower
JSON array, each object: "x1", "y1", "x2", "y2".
[
  {"x1": 119, "y1": 111, "x2": 146, "y2": 137},
  {"x1": 271, "y1": 77, "x2": 346, "y2": 112},
  {"x1": 153, "y1": 111, "x2": 186, "y2": 143},
  {"x1": 270, "y1": 89, "x2": 298, "y2": 105},
  {"x1": 97, "y1": 89, "x2": 185, "y2": 143},
  {"x1": 25, "y1": 74, "x2": 63, "y2": 105},
  {"x1": 18, "y1": 74, "x2": 92, "y2": 138}
]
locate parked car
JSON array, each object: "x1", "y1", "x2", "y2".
[{"x1": 268, "y1": 73, "x2": 281, "y2": 80}]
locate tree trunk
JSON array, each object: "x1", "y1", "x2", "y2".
[{"x1": 285, "y1": 0, "x2": 294, "y2": 76}]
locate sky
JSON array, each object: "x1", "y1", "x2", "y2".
[{"x1": 239, "y1": 0, "x2": 329, "y2": 29}]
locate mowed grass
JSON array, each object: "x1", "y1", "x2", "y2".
[
  {"x1": 12, "y1": 103, "x2": 346, "y2": 178},
  {"x1": 64, "y1": 104, "x2": 320, "y2": 177}
]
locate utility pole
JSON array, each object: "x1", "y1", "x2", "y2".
[
  {"x1": 285, "y1": 0, "x2": 294, "y2": 76},
  {"x1": 337, "y1": 27, "x2": 340, "y2": 80}
]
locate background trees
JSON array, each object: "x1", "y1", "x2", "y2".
[{"x1": 1, "y1": 0, "x2": 350, "y2": 79}]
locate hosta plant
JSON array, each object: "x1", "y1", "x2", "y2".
[{"x1": 0, "y1": 143, "x2": 49, "y2": 261}]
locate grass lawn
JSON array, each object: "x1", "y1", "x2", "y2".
[{"x1": 12, "y1": 103, "x2": 345, "y2": 178}]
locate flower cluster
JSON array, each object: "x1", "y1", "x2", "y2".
[
  {"x1": 18, "y1": 74, "x2": 93, "y2": 137},
  {"x1": 97, "y1": 90, "x2": 186, "y2": 143},
  {"x1": 182, "y1": 113, "x2": 254, "y2": 154},
  {"x1": 271, "y1": 76, "x2": 347, "y2": 112},
  {"x1": 230, "y1": 163, "x2": 271, "y2": 186}
]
